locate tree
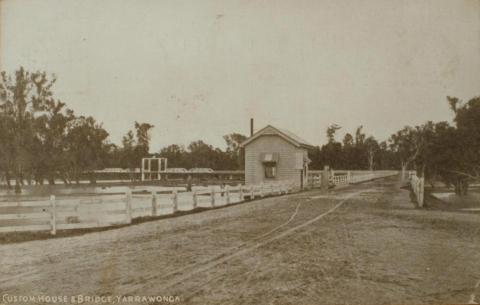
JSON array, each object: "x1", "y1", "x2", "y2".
[
  {"x1": 326, "y1": 124, "x2": 341, "y2": 144},
  {"x1": 355, "y1": 126, "x2": 366, "y2": 146},
  {"x1": 322, "y1": 125, "x2": 343, "y2": 169},
  {"x1": 0, "y1": 67, "x2": 58, "y2": 193},
  {"x1": 159, "y1": 144, "x2": 187, "y2": 168},
  {"x1": 342, "y1": 133, "x2": 354, "y2": 147},
  {"x1": 65, "y1": 116, "x2": 109, "y2": 184},
  {"x1": 223, "y1": 133, "x2": 247, "y2": 170},
  {"x1": 33, "y1": 101, "x2": 75, "y2": 185},
  {"x1": 376, "y1": 141, "x2": 397, "y2": 170},
  {"x1": 341, "y1": 133, "x2": 355, "y2": 169},
  {"x1": 388, "y1": 126, "x2": 419, "y2": 179},
  {"x1": 364, "y1": 136, "x2": 380, "y2": 171},
  {"x1": 0, "y1": 114, "x2": 15, "y2": 188},
  {"x1": 436, "y1": 95, "x2": 480, "y2": 195},
  {"x1": 134, "y1": 121, "x2": 154, "y2": 155},
  {"x1": 119, "y1": 122, "x2": 154, "y2": 180},
  {"x1": 349, "y1": 126, "x2": 369, "y2": 170},
  {"x1": 187, "y1": 140, "x2": 217, "y2": 168}
]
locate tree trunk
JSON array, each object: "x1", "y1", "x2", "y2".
[
  {"x1": 89, "y1": 172, "x2": 97, "y2": 185},
  {"x1": 73, "y1": 169, "x2": 80, "y2": 185},
  {"x1": 34, "y1": 174, "x2": 42, "y2": 185},
  {"x1": 14, "y1": 177, "x2": 22, "y2": 194},
  {"x1": 19, "y1": 173, "x2": 25, "y2": 186},
  {"x1": 401, "y1": 162, "x2": 407, "y2": 180},
  {"x1": 368, "y1": 151, "x2": 374, "y2": 171},
  {"x1": 5, "y1": 171, "x2": 12, "y2": 189},
  {"x1": 454, "y1": 178, "x2": 469, "y2": 196},
  {"x1": 419, "y1": 164, "x2": 425, "y2": 178}
]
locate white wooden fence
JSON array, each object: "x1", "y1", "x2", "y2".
[
  {"x1": 409, "y1": 172, "x2": 424, "y2": 207},
  {"x1": 308, "y1": 170, "x2": 398, "y2": 188},
  {"x1": 0, "y1": 171, "x2": 399, "y2": 235},
  {"x1": 0, "y1": 182, "x2": 298, "y2": 235}
]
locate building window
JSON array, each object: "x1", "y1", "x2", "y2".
[{"x1": 264, "y1": 163, "x2": 277, "y2": 178}]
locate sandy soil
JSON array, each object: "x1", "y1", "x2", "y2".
[{"x1": 1, "y1": 176, "x2": 480, "y2": 305}]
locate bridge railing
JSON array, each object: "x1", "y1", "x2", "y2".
[{"x1": 307, "y1": 170, "x2": 398, "y2": 188}]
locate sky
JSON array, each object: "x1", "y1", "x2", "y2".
[{"x1": 1, "y1": 0, "x2": 479, "y2": 151}]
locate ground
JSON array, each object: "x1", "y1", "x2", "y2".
[{"x1": 1, "y1": 176, "x2": 480, "y2": 305}]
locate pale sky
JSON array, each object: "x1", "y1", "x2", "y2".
[{"x1": 1, "y1": 0, "x2": 479, "y2": 151}]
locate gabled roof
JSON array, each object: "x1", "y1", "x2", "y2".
[{"x1": 240, "y1": 125, "x2": 316, "y2": 150}]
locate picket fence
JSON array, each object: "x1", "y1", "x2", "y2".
[
  {"x1": 0, "y1": 182, "x2": 298, "y2": 235},
  {"x1": 0, "y1": 170, "x2": 399, "y2": 235},
  {"x1": 409, "y1": 172, "x2": 424, "y2": 207}
]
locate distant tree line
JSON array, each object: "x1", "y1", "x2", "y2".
[
  {"x1": 309, "y1": 125, "x2": 398, "y2": 171},
  {"x1": 157, "y1": 133, "x2": 247, "y2": 171},
  {"x1": 310, "y1": 95, "x2": 480, "y2": 196},
  {"x1": 0, "y1": 68, "x2": 148, "y2": 192},
  {"x1": 0, "y1": 68, "x2": 247, "y2": 192},
  {"x1": 1, "y1": 68, "x2": 478, "y2": 196},
  {"x1": 386, "y1": 96, "x2": 480, "y2": 196}
]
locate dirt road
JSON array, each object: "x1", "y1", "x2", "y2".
[{"x1": 1, "y1": 176, "x2": 480, "y2": 304}]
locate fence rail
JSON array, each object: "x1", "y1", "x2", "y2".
[
  {"x1": 0, "y1": 171, "x2": 399, "y2": 235},
  {"x1": 0, "y1": 182, "x2": 299, "y2": 235},
  {"x1": 307, "y1": 170, "x2": 398, "y2": 188}
]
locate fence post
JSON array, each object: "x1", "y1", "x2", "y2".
[
  {"x1": 172, "y1": 190, "x2": 178, "y2": 213},
  {"x1": 193, "y1": 190, "x2": 198, "y2": 209},
  {"x1": 347, "y1": 171, "x2": 351, "y2": 184},
  {"x1": 321, "y1": 166, "x2": 329, "y2": 193},
  {"x1": 250, "y1": 185, "x2": 254, "y2": 200},
  {"x1": 226, "y1": 185, "x2": 230, "y2": 204},
  {"x1": 419, "y1": 177, "x2": 425, "y2": 207},
  {"x1": 125, "y1": 190, "x2": 132, "y2": 224},
  {"x1": 259, "y1": 183, "x2": 265, "y2": 197},
  {"x1": 210, "y1": 187, "x2": 215, "y2": 207},
  {"x1": 238, "y1": 184, "x2": 243, "y2": 201},
  {"x1": 151, "y1": 191, "x2": 157, "y2": 217},
  {"x1": 50, "y1": 195, "x2": 56, "y2": 235}
]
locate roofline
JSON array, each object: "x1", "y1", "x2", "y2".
[
  {"x1": 240, "y1": 125, "x2": 316, "y2": 150},
  {"x1": 299, "y1": 143, "x2": 317, "y2": 151}
]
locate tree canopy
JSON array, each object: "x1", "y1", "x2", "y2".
[{"x1": 1, "y1": 68, "x2": 478, "y2": 196}]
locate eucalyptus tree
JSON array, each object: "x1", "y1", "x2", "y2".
[
  {"x1": 120, "y1": 122, "x2": 154, "y2": 180},
  {"x1": 438, "y1": 96, "x2": 480, "y2": 195},
  {"x1": 0, "y1": 68, "x2": 59, "y2": 192},
  {"x1": 223, "y1": 133, "x2": 247, "y2": 169},
  {"x1": 364, "y1": 136, "x2": 380, "y2": 171},
  {"x1": 65, "y1": 116, "x2": 109, "y2": 184},
  {"x1": 388, "y1": 126, "x2": 419, "y2": 180}
]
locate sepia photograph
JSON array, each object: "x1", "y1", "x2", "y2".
[{"x1": 0, "y1": 0, "x2": 479, "y2": 304}]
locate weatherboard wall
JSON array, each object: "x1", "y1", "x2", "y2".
[{"x1": 244, "y1": 135, "x2": 307, "y2": 186}]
